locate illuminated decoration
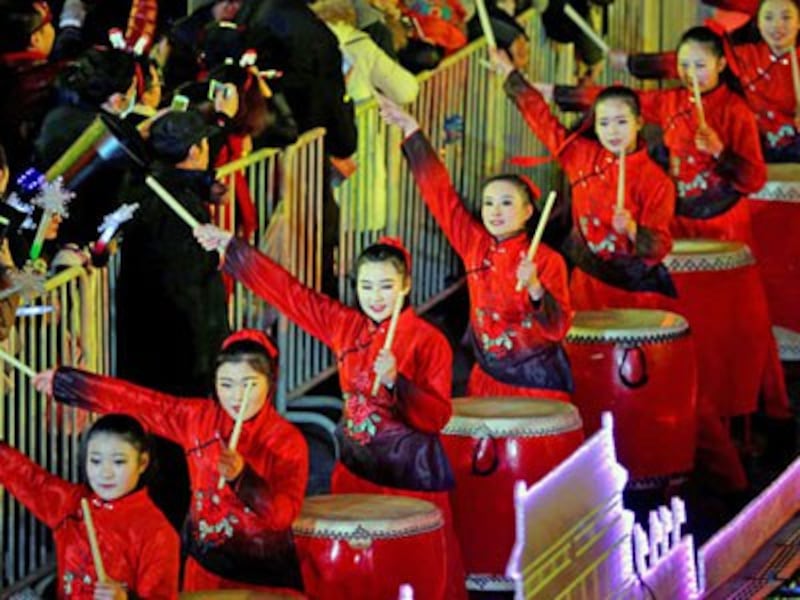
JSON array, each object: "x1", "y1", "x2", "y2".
[
  {"x1": 95, "y1": 203, "x2": 140, "y2": 253},
  {"x1": 506, "y1": 413, "x2": 700, "y2": 599}
]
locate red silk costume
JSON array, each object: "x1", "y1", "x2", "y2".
[
  {"x1": 0, "y1": 443, "x2": 180, "y2": 599},
  {"x1": 504, "y1": 71, "x2": 676, "y2": 310},
  {"x1": 51, "y1": 368, "x2": 307, "y2": 592}
]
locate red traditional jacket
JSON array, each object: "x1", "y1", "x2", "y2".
[
  {"x1": 51, "y1": 368, "x2": 307, "y2": 589},
  {"x1": 223, "y1": 238, "x2": 455, "y2": 491},
  {"x1": 504, "y1": 71, "x2": 677, "y2": 297},
  {"x1": 625, "y1": 37, "x2": 800, "y2": 161},
  {"x1": 401, "y1": 129, "x2": 574, "y2": 392},
  {"x1": 0, "y1": 443, "x2": 179, "y2": 599}
]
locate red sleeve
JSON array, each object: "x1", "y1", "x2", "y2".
[
  {"x1": 636, "y1": 89, "x2": 666, "y2": 128},
  {"x1": 626, "y1": 51, "x2": 678, "y2": 80},
  {"x1": 0, "y1": 442, "x2": 81, "y2": 529},
  {"x1": 504, "y1": 71, "x2": 572, "y2": 158},
  {"x1": 400, "y1": 130, "x2": 486, "y2": 258},
  {"x1": 224, "y1": 238, "x2": 351, "y2": 349},
  {"x1": 231, "y1": 426, "x2": 308, "y2": 530},
  {"x1": 533, "y1": 246, "x2": 572, "y2": 342},
  {"x1": 134, "y1": 524, "x2": 180, "y2": 599},
  {"x1": 715, "y1": 101, "x2": 767, "y2": 194},
  {"x1": 634, "y1": 171, "x2": 675, "y2": 262},
  {"x1": 394, "y1": 326, "x2": 453, "y2": 433},
  {"x1": 125, "y1": 0, "x2": 158, "y2": 50},
  {"x1": 52, "y1": 368, "x2": 205, "y2": 447}
]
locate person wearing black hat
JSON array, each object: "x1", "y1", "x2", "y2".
[{"x1": 113, "y1": 108, "x2": 233, "y2": 530}]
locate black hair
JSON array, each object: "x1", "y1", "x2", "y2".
[
  {"x1": 0, "y1": 1, "x2": 47, "y2": 53},
  {"x1": 216, "y1": 339, "x2": 277, "y2": 381},
  {"x1": 0, "y1": 144, "x2": 7, "y2": 172},
  {"x1": 482, "y1": 173, "x2": 536, "y2": 206},
  {"x1": 83, "y1": 414, "x2": 152, "y2": 487},
  {"x1": 355, "y1": 243, "x2": 409, "y2": 280},
  {"x1": 676, "y1": 26, "x2": 745, "y2": 95},
  {"x1": 57, "y1": 47, "x2": 136, "y2": 107},
  {"x1": 594, "y1": 85, "x2": 642, "y2": 118}
]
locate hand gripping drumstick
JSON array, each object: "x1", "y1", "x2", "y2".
[
  {"x1": 690, "y1": 67, "x2": 707, "y2": 128},
  {"x1": 515, "y1": 190, "x2": 557, "y2": 292},
  {"x1": 145, "y1": 176, "x2": 200, "y2": 229},
  {"x1": 564, "y1": 4, "x2": 610, "y2": 55},
  {"x1": 370, "y1": 292, "x2": 406, "y2": 396},
  {"x1": 217, "y1": 382, "x2": 254, "y2": 490},
  {"x1": 80, "y1": 498, "x2": 108, "y2": 584},
  {"x1": 474, "y1": 0, "x2": 497, "y2": 49},
  {"x1": 616, "y1": 147, "x2": 626, "y2": 213}
]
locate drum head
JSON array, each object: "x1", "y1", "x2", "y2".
[
  {"x1": 665, "y1": 238, "x2": 754, "y2": 272},
  {"x1": 567, "y1": 309, "x2": 688, "y2": 344},
  {"x1": 443, "y1": 397, "x2": 582, "y2": 437},
  {"x1": 292, "y1": 494, "x2": 443, "y2": 539}
]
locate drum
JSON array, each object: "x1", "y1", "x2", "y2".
[
  {"x1": 292, "y1": 494, "x2": 446, "y2": 600},
  {"x1": 749, "y1": 164, "x2": 800, "y2": 333},
  {"x1": 565, "y1": 309, "x2": 697, "y2": 485},
  {"x1": 441, "y1": 398, "x2": 583, "y2": 589},
  {"x1": 665, "y1": 239, "x2": 771, "y2": 417}
]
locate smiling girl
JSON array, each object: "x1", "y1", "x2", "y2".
[
  {"x1": 488, "y1": 51, "x2": 677, "y2": 311},
  {"x1": 34, "y1": 331, "x2": 308, "y2": 594},
  {"x1": 0, "y1": 414, "x2": 180, "y2": 599},
  {"x1": 192, "y1": 227, "x2": 466, "y2": 599},
  {"x1": 377, "y1": 97, "x2": 574, "y2": 399}
]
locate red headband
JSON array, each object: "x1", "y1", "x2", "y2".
[
  {"x1": 377, "y1": 236, "x2": 412, "y2": 272},
  {"x1": 221, "y1": 329, "x2": 278, "y2": 361}
]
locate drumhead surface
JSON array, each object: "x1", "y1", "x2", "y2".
[
  {"x1": 665, "y1": 238, "x2": 754, "y2": 272},
  {"x1": 292, "y1": 494, "x2": 442, "y2": 539},
  {"x1": 566, "y1": 309, "x2": 689, "y2": 343},
  {"x1": 443, "y1": 397, "x2": 582, "y2": 436}
]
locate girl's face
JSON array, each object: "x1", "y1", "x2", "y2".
[
  {"x1": 594, "y1": 98, "x2": 642, "y2": 154},
  {"x1": 86, "y1": 433, "x2": 148, "y2": 501},
  {"x1": 481, "y1": 179, "x2": 533, "y2": 240},
  {"x1": 677, "y1": 41, "x2": 726, "y2": 93},
  {"x1": 758, "y1": 0, "x2": 800, "y2": 54},
  {"x1": 216, "y1": 361, "x2": 269, "y2": 422},
  {"x1": 357, "y1": 260, "x2": 409, "y2": 323}
]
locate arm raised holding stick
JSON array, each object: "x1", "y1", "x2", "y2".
[{"x1": 515, "y1": 190, "x2": 557, "y2": 292}]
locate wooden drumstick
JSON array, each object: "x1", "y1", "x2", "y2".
[
  {"x1": 80, "y1": 498, "x2": 108, "y2": 584},
  {"x1": 145, "y1": 175, "x2": 200, "y2": 229},
  {"x1": 218, "y1": 382, "x2": 254, "y2": 490},
  {"x1": 474, "y1": 0, "x2": 497, "y2": 49},
  {"x1": 564, "y1": 4, "x2": 610, "y2": 55},
  {"x1": 0, "y1": 348, "x2": 36, "y2": 378},
  {"x1": 515, "y1": 190, "x2": 557, "y2": 292},
  {"x1": 616, "y1": 147, "x2": 626, "y2": 213},
  {"x1": 690, "y1": 66, "x2": 707, "y2": 128},
  {"x1": 370, "y1": 292, "x2": 406, "y2": 396}
]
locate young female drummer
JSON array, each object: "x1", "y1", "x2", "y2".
[
  {"x1": 377, "y1": 98, "x2": 575, "y2": 399},
  {"x1": 192, "y1": 227, "x2": 467, "y2": 599},
  {"x1": 0, "y1": 414, "x2": 180, "y2": 599},
  {"x1": 34, "y1": 331, "x2": 308, "y2": 594},
  {"x1": 486, "y1": 52, "x2": 677, "y2": 311}
]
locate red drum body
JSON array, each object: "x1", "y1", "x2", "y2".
[
  {"x1": 292, "y1": 494, "x2": 446, "y2": 600},
  {"x1": 666, "y1": 239, "x2": 770, "y2": 416},
  {"x1": 748, "y1": 164, "x2": 800, "y2": 333},
  {"x1": 565, "y1": 310, "x2": 697, "y2": 484},
  {"x1": 441, "y1": 398, "x2": 583, "y2": 589}
]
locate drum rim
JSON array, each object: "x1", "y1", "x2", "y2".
[
  {"x1": 566, "y1": 309, "x2": 689, "y2": 343},
  {"x1": 292, "y1": 494, "x2": 444, "y2": 539},
  {"x1": 664, "y1": 239, "x2": 754, "y2": 272},
  {"x1": 443, "y1": 398, "x2": 583, "y2": 437}
]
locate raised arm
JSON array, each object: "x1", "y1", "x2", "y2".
[
  {"x1": 0, "y1": 442, "x2": 81, "y2": 528},
  {"x1": 45, "y1": 367, "x2": 204, "y2": 447}
]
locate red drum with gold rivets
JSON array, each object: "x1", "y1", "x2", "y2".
[
  {"x1": 292, "y1": 494, "x2": 445, "y2": 600},
  {"x1": 441, "y1": 398, "x2": 583, "y2": 590}
]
